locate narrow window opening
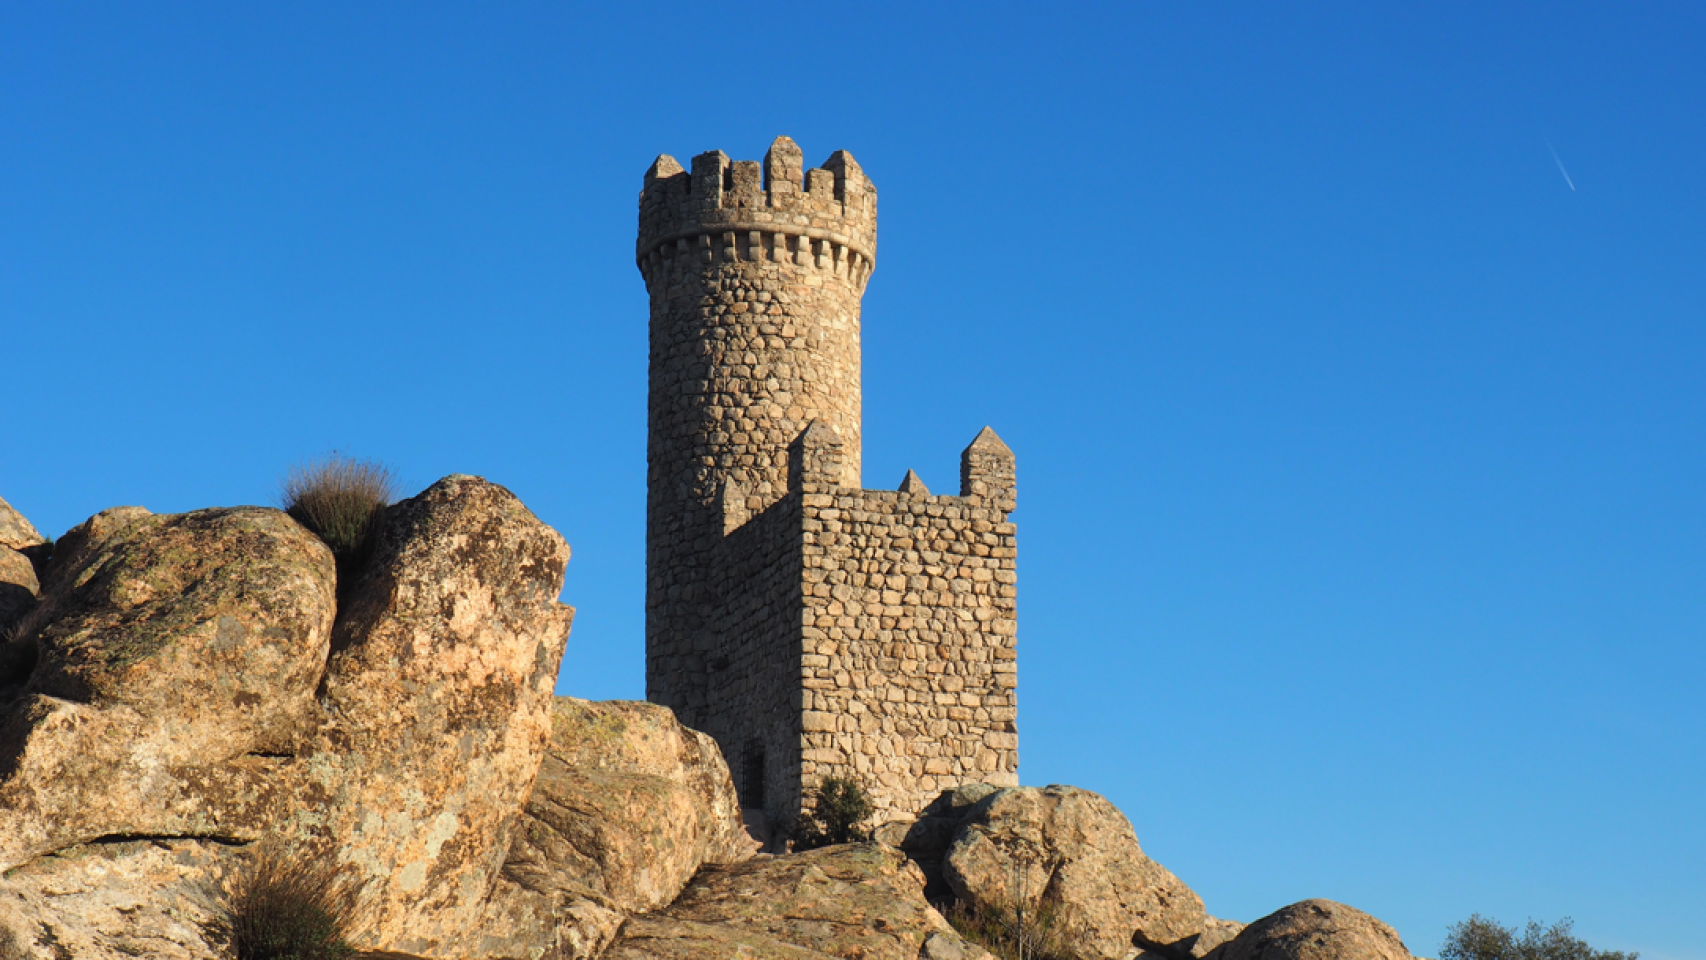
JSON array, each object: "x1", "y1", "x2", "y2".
[{"x1": 742, "y1": 740, "x2": 766, "y2": 810}]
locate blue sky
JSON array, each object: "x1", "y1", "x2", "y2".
[{"x1": 3, "y1": 3, "x2": 1702, "y2": 956}]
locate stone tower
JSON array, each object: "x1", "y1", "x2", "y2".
[{"x1": 638, "y1": 136, "x2": 1019, "y2": 829}]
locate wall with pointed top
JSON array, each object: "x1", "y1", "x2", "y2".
[
  {"x1": 682, "y1": 423, "x2": 1021, "y2": 827},
  {"x1": 792, "y1": 456, "x2": 1020, "y2": 820}
]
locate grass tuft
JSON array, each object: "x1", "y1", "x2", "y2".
[
  {"x1": 280, "y1": 454, "x2": 398, "y2": 580},
  {"x1": 0, "y1": 925, "x2": 25, "y2": 960},
  {"x1": 0, "y1": 607, "x2": 44, "y2": 689},
  {"x1": 215, "y1": 845, "x2": 370, "y2": 960}
]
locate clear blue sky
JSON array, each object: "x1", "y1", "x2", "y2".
[{"x1": 3, "y1": 3, "x2": 1701, "y2": 957}]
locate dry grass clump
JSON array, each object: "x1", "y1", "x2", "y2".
[
  {"x1": 280, "y1": 454, "x2": 398, "y2": 575},
  {"x1": 944, "y1": 898, "x2": 1069, "y2": 960},
  {"x1": 0, "y1": 608, "x2": 44, "y2": 689},
  {"x1": 214, "y1": 845, "x2": 370, "y2": 960},
  {"x1": 0, "y1": 925, "x2": 27, "y2": 960}
]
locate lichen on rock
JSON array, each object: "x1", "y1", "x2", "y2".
[{"x1": 0, "y1": 505, "x2": 337, "y2": 873}]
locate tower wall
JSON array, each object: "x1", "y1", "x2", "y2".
[
  {"x1": 639, "y1": 137, "x2": 874, "y2": 721},
  {"x1": 680, "y1": 424, "x2": 1020, "y2": 827},
  {"x1": 639, "y1": 137, "x2": 1018, "y2": 831},
  {"x1": 793, "y1": 428, "x2": 1020, "y2": 822},
  {"x1": 693, "y1": 492, "x2": 805, "y2": 826}
]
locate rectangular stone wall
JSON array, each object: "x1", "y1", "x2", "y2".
[
  {"x1": 794, "y1": 486, "x2": 1019, "y2": 822},
  {"x1": 696, "y1": 495, "x2": 805, "y2": 828},
  {"x1": 693, "y1": 436, "x2": 1019, "y2": 832}
]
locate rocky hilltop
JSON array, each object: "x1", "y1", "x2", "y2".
[{"x1": 0, "y1": 483, "x2": 1416, "y2": 959}]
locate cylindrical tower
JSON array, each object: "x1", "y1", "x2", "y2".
[{"x1": 637, "y1": 136, "x2": 876, "y2": 718}]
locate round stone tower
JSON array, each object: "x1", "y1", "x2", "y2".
[{"x1": 637, "y1": 136, "x2": 876, "y2": 716}]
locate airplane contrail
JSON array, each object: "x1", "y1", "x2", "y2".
[{"x1": 1546, "y1": 139, "x2": 1577, "y2": 191}]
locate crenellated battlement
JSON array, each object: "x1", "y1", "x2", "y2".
[{"x1": 637, "y1": 136, "x2": 876, "y2": 286}]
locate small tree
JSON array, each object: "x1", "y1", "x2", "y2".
[
  {"x1": 1441, "y1": 914, "x2": 1637, "y2": 960},
  {"x1": 794, "y1": 775, "x2": 875, "y2": 849},
  {"x1": 944, "y1": 840, "x2": 1066, "y2": 960},
  {"x1": 946, "y1": 899, "x2": 1066, "y2": 960}
]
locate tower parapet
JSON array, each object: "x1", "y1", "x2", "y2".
[
  {"x1": 637, "y1": 137, "x2": 876, "y2": 288},
  {"x1": 789, "y1": 420, "x2": 849, "y2": 493},
  {"x1": 960, "y1": 426, "x2": 1017, "y2": 513}
]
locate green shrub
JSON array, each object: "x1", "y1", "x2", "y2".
[
  {"x1": 1441, "y1": 914, "x2": 1637, "y2": 960},
  {"x1": 793, "y1": 775, "x2": 875, "y2": 849},
  {"x1": 280, "y1": 454, "x2": 397, "y2": 579},
  {"x1": 214, "y1": 845, "x2": 369, "y2": 960}
]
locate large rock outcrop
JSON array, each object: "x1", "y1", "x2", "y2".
[
  {"x1": 505, "y1": 698, "x2": 752, "y2": 912},
  {"x1": 942, "y1": 785, "x2": 1217, "y2": 960},
  {"x1": 0, "y1": 506, "x2": 338, "y2": 872},
  {"x1": 295, "y1": 474, "x2": 575, "y2": 953},
  {"x1": 1216, "y1": 899, "x2": 1414, "y2": 960},
  {"x1": 459, "y1": 697, "x2": 757, "y2": 959},
  {"x1": 0, "y1": 482, "x2": 1419, "y2": 960},
  {"x1": 0, "y1": 476, "x2": 576, "y2": 960},
  {"x1": 604, "y1": 843, "x2": 993, "y2": 960}
]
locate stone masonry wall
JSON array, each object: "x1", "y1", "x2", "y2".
[
  {"x1": 640, "y1": 136, "x2": 873, "y2": 719},
  {"x1": 684, "y1": 424, "x2": 1019, "y2": 828},
  {"x1": 794, "y1": 428, "x2": 1020, "y2": 822},
  {"x1": 691, "y1": 494, "x2": 804, "y2": 826},
  {"x1": 639, "y1": 137, "x2": 1019, "y2": 830}
]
